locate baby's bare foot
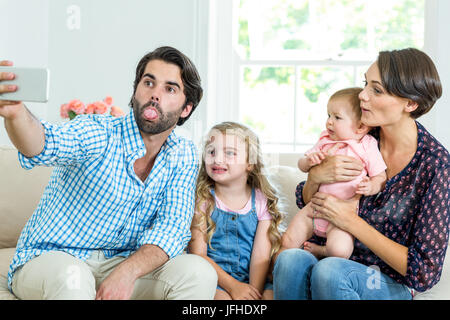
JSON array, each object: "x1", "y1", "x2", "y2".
[{"x1": 304, "y1": 241, "x2": 327, "y2": 259}]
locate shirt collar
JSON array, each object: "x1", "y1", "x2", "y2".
[{"x1": 122, "y1": 109, "x2": 145, "y2": 156}]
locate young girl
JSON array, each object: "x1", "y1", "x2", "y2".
[
  {"x1": 189, "y1": 122, "x2": 283, "y2": 300},
  {"x1": 285, "y1": 87, "x2": 387, "y2": 259}
]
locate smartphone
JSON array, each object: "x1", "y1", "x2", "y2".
[{"x1": 0, "y1": 67, "x2": 49, "y2": 102}]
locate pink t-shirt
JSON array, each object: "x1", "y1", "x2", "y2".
[
  {"x1": 196, "y1": 189, "x2": 272, "y2": 221},
  {"x1": 306, "y1": 130, "x2": 387, "y2": 200}
]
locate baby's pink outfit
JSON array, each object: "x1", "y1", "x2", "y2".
[{"x1": 305, "y1": 130, "x2": 387, "y2": 237}]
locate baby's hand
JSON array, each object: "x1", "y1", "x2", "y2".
[
  {"x1": 357, "y1": 171, "x2": 386, "y2": 196},
  {"x1": 356, "y1": 176, "x2": 374, "y2": 195},
  {"x1": 306, "y1": 151, "x2": 326, "y2": 167},
  {"x1": 325, "y1": 142, "x2": 346, "y2": 156}
]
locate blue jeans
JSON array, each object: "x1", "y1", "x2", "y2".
[{"x1": 273, "y1": 249, "x2": 412, "y2": 300}]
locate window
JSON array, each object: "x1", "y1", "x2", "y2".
[{"x1": 230, "y1": 0, "x2": 425, "y2": 152}]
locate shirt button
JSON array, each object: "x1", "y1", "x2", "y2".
[{"x1": 231, "y1": 216, "x2": 236, "y2": 221}]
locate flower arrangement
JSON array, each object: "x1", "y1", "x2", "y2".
[{"x1": 60, "y1": 96, "x2": 125, "y2": 120}]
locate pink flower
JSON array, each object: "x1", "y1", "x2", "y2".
[
  {"x1": 68, "y1": 99, "x2": 85, "y2": 115},
  {"x1": 104, "y1": 96, "x2": 113, "y2": 106},
  {"x1": 85, "y1": 103, "x2": 95, "y2": 114},
  {"x1": 60, "y1": 96, "x2": 124, "y2": 120},
  {"x1": 60, "y1": 103, "x2": 70, "y2": 118},
  {"x1": 110, "y1": 106, "x2": 125, "y2": 117},
  {"x1": 94, "y1": 101, "x2": 108, "y2": 114}
]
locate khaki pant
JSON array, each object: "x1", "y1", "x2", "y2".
[{"x1": 12, "y1": 250, "x2": 217, "y2": 300}]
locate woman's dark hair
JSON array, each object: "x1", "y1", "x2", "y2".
[
  {"x1": 130, "y1": 46, "x2": 203, "y2": 126},
  {"x1": 377, "y1": 48, "x2": 442, "y2": 119}
]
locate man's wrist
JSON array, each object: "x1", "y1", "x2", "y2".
[{"x1": 113, "y1": 260, "x2": 140, "y2": 282}]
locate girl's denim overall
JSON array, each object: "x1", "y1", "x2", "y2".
[{"x1": 207, "y1": 189, "x2": 258, "y2": 285}]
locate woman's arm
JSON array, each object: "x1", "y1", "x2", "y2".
[
  {"x1": 404, "y1": 163, "x2": 450, "y2": 290},
  {"x1": 309, "y1": 192, "x2": 408, "y2": 275},
  {"x1": 249, "y1": 220, "x2": 272, "y2": 294},
  {"x1": 302, "y1": 155, "x2": 364, "y2": 204},
  {"x1": 298, "y1": 152, "x2": 326, "y2": 173},
  {"x1": 351, "y1": 216, "x2": 408, "y2": 276}
]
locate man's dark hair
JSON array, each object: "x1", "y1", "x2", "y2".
[
  {"x1": 130, "y1": 46, "x2": 203, "y2": 126},
  {"x1": 377, "y1": 48, "x2": 442, "y2": 119}
]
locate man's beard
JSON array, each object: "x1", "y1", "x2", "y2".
[{"x1": 131, "y1": 96, "x2": 184, "y2": 135}]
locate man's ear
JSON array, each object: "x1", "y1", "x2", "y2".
[
  {"x1": 180, "y1": 103, "x2": 193, "y2": 119},
  {"x1": 405, "y1": 100, "x2": 419, "y2": 114}
]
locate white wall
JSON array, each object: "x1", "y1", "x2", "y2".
[
  {"x1": 1, "y1": 0, "x2": 449, "y2": 150},
  {"x1": 422, "y1": 0, "x2": 450, "y2": 149},
  {"x1": 0, "y1": 0, "x2": 49, "y2": 146},
  {"x1": 0, "y1": 0, "x2": 209, "y2": 147},
  {"x1": 432, "y1": 0, "x2": 450, "y2": 149}
]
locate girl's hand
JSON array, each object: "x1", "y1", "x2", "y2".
[
  {"x1": 308, "y1": 155, "x2": 364, "y2": 185},
  {"x1": 308, "y1": 192, "x2": 360, "y2": 233},
  {"x1": 229, "y1": 280, "x2": 262, "y2": 300}
]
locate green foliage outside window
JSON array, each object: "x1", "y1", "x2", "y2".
[{"x1": 237, "y1": 0, "x2": 424, "y2": 147}]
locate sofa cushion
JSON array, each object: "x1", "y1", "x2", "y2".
[
  {"x1": 0, "y1": 248, "x2": 18, "y2": 300},
  {"x1": 0, "y1": 147, "x2": 52, "y2": 248},
  {"x1": 266, "y1": 165, "x2": 307, "y2": 231}
]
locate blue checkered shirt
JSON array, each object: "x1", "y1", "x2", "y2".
[{"x1": 7, "y1": 110, "x2": 199, "y2": 290}]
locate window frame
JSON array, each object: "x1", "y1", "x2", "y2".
[{"x1": 207, "y1": 0, "x2": 437, "y2": 153}]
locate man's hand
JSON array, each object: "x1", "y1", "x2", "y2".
[
  {"x1": 0, "y1": 60, "x2": 24, "y2": 119},
  {"x1": 0, "y1": 59, "x2": 46, "y2": 157},
  {"x1": 95, "y1": 244, "x2": 168, "y2": 300},
  {"x1": 95, "y1": 264, "x2": 136, "y2": 300}
]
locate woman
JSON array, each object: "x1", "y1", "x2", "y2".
[{"x1": 273, "y1": 48, "x2": 449, "y2": 300}]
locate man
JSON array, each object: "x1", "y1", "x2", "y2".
[{"x1": 0, "y1": 46, "x2": 217, "y2": 299}]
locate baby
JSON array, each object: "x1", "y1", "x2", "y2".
[{"x1": 292, "y1": 87, "x2": 387, "y2": 259}]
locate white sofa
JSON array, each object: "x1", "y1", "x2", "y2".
[{"x1": 0, "y1": 147, "x2": 448, "y2": 299}]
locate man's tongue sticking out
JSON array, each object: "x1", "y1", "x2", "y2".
[{"x1": 143, "y1": 107, "x2": 158, "y2": 121}]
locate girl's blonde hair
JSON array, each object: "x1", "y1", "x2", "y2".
[{"x1": 195, "y1": 121, "x2": 283, "y2": 257}]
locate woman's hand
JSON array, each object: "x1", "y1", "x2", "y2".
[
  {"x1": 302, "y1": 155, "x2": 364, "y2": 204},
  {"x1": 308, "y1": 192, "x2": 361, "y2": 233},
  {"x1": 308, "y1": 155, "x2": 364, "y2": 185},
  {"x1": 309, "y1": 192, "x2": 409, "y2": 276}
]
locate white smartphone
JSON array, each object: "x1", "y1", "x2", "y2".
[{"x1": 0, "y1": 67, "x2": 49, "y2": 102}]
